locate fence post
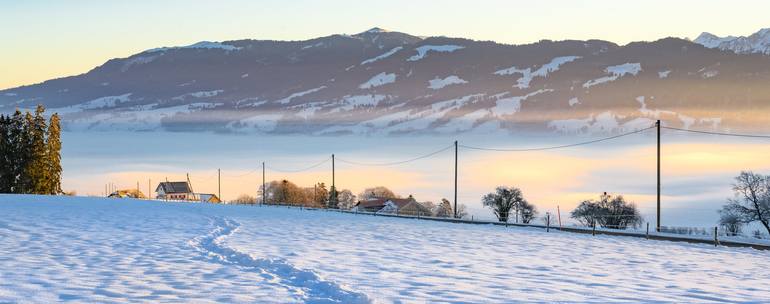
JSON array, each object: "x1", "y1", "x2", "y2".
[
  {"x1": 646, "y1": 222, "x2": 650, "y2": 240},
  {"x1": 592, "y1": 222, "x2": 596, "y2": 236},
  {"x1": 546, "y1": 213, "x2": 550, "y2": 232},
  {"x1": 714, "y1": 226, "x2": 719, "y2": 247}
]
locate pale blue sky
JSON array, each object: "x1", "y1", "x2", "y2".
[{"x1": 2, "y1": 0, "x2": 769, "y2": 89}]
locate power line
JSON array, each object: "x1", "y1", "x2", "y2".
[
  {"x1": 221, "y1": 168, "x2": 260, "y2": 178},
  {"x1": 265, "y1": 156, "x2": 332, "y2": 173},
  {"x1": 661, "y1": 126, "x2": 770, "y2": 139},
  {"x1": 336, "y1": 144, "x2": 454, "y2": 166},
  {"x1": 460, "y1": 126, "x2": 655, "y2": 152},
  {"x1": 189, "y1": 171, "x2": 218, "y2": 182}
]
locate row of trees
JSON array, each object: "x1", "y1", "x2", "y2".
[
  {"x1": 481, "y1": 186, "x2": 643, "y2": 230},
  {"x1": 247, "y1": 181, "x2": 470, "y2": 218},
  {"x1": 257, "y1": 179, "x2": 352, "y2": 208},
  {"x1": 0, "y1": 105, "x2": 62, "y2": 194},
  {"x1": 237, "y1": 172, "x2": 768, "y2": 236},
  {"x1": 570, "y1": 192, "x2": 643, "y2": 229}
]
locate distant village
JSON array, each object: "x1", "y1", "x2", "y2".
[{"x1": 106, "y1": 179, "x2": 463, "y2": 218}]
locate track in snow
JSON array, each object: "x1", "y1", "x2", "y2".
[{"x1": 188, "y1": 217, "x2": 370, "y2": 304}]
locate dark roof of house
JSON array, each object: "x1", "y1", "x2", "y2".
[
  {"x1": 356, "y1": 197, "x2": 416, "y2": 209},
  {"x1": 156, "y1": 181, "x2": 192, "y2": 194}
]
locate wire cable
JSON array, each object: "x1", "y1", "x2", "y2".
[
  {"x1": 661, "y1": 126, "x2": 770, "y2": 139},
  {"x1": 460, "y1": 126, "x2": 655, "y2": 152},
  {"x1": 265, "y1": 156, "x2": 332, "y2": 173},
  {"x1": 336, "y1": 144, "x2": 454, "y2": 166},
  {"x1": 221, "y1": 168, "x2": 260, "y2": 178},
  {"x1": 189, "y1": 171, "x2": 218, "y2": 182}
]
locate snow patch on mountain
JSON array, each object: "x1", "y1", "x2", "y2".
[
  {"x1": 407, "y1": 45, "x2": 464, "y2": 61},
  {"x1": 302, "y1": 42, "x2": 324, "y2": 50},
  {"x1": 330, "y1": 95, "x2": 387, "y2": 113},
  {"x1": 636, "y1": 96, "x2": 699, "y2": 129},
  {"x1": 491, "y1": 90, "x2": 551, "y2": 116},
  {"x1": 228, "y1": 113, "x2": 284, "y2": 133},
  {"x1": 235, "y1": 98, "x2": 267, "y2": 109},
  {"x1": 361, "y1": 47, "x2": 403, "y2": 65},
  {"x1": 291, "y1": 102, "x2": 326, "y2": 119},
  {"x1": 428, "y1": 75, "x2": 467, "y2": 90},
  {"x1": 382, "y1": 94, "x2": 482, "y2": 133},
  {"x1": 275, "y1": 87, "x2": 326, "y2": 104},
  {"x1": 172, "y1": 90, "x2": 223, "y2": 101},
  {"x1": 694, "y1": 33, "x2": 737, "y2": 48},
  {"x1": 145, "y1": 41, "x2": 241, "y2": 53},
  {"x1": 359, "y1": 72, "x2": 396, "y2": 89},
  {"x1": 695, "y1": 29, "x2": 770, "y2": 54},
  {"x1": 494, "y1": 56, "x2": 581, "y2": 89},
  {"x1": 658, "y1": 70, "x2": 671, "y2": 78},
  {"x1": 122, "y1": 54, "x2": 162, "y2": 72},
  {"x1": 63, "y1": 102, "x2": 221, "y2": 132},
  {"x1": 583, "y1": 63, "x2": 642, "y2": 88},
  {"x1": 53, "y1": 93, "x2": 133, "y2": 114},
  {"x1": 435, "y1": 108, "x2": 491, "y2": 133},
  {"x1": 548, "y1": 111, "x2": 650, "y2": 134},
  {"x1": 568, "y1": 97, "x2": 580, "y2": 107},
  {"x1": 702, "y1": 70, "x2": 719, "y2": 78}
]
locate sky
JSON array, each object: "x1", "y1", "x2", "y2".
[{"x1": 1, "y1": 0, "x2": 770, "y2": 89}]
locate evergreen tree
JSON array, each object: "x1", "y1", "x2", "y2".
[
  {"x1": 0, "y1": 115, "x2": 10, "y2": 192},
  {"x1": 327, "y1": 185, "x2": 338, "y2": 209},
  {"x1": 10, "y1": 110, "x2": 30, "y2": 193},
  {"x1": 0, "y1": 106, "x2": 63, "y2": 194},
  {"x1": 25, "y1": 105, "x2": 48, "y2": 194},
  {"x1": 46, "y1": 113, "x2": 62, "y2": 194}
]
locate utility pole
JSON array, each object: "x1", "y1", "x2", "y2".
[
  {"x1": 656, "y1": 119, "x2": 661, "y2": 232},
  {"x1": 328, "y1": 154, "x2": 338, "y2": 209},
  {"x1": 262, "y1": 162, "x2": 266, "y2": 205},
  {"x1": 148, "y1": 179, "x2": 151, "y2": 200},
  {"x1": 454, "y1": 140, "x2": 458, "y2": 219},
  {"x1": 218, "y1": 168, "x2": 221, "y2": 201}
]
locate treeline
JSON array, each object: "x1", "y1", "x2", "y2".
[
  {"x1": 251, "y1": 180, "x2": 470, "y2": 218},
  {"x1": 259, "y1": 179, "x2": 352, "y2": 208},
  {"x1": 0, "y1": 105, "x2": 62, "y2": 194},
  {"x1": 482, "y1": 186, "x2": 643, "y2": 230}
]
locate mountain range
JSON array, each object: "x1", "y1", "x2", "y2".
[{"x1": 2, "y1": 27, "x2": 770, "y2": 135}]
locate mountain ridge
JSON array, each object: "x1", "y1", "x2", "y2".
[{"x1": 2, "y1": 28, "x2": 770, "y2": 136}]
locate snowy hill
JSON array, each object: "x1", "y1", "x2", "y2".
[
  {"x1": 1, "y1": 195, "x2": 769, "y2": 302},
  {"x1": 695, "y1": 28, "x2": 770, "y2": 55},
  {"x1": 3, "y1": 28, "x2": 770, "y2": 135}
]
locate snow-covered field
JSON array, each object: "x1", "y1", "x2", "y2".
[{"x1": 1, "y1": 195, "x2": 769, "y2": 303}]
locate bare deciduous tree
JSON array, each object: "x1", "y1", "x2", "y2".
[
  {"x1": 434, "y1": 198, "x2": 453, "y2": 217},
  {"x1": 358, "y1": 186, "x2": 399, "y2": 200},
  {"x1": 232, "y1": 194, "x2": 257, "y2": 204},
  {"x1": 337, "y1": 189, "x2": 356, "y2": 210},
  {"x1": 721, "y1": 171, "x2": 770, "y2": 235}
]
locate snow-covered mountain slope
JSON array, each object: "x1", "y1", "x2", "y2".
[
  {"x1": 694, "y1": 28, "x2": 770, "y2": 54},
  {"x1": 2, "y1": 195, "x2": 769, "y2": 303},
  {"x1": 3, "y1": 28, "x2": 770, "y2": 135}
]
